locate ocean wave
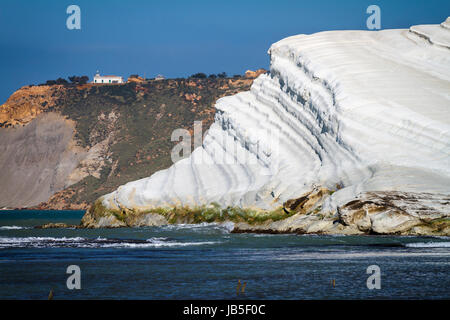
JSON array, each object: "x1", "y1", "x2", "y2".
[
  {"x1": 405, "y1": 242, "x2": 450, "y2": 248},
  {"x1": 429, "y1": 236, "x2": 450, "y2": 240},
  {"x1": 271, "y1": 251, "x2": 450, "y2": 261},
  {"x1": 0, "y1": 226, "x2": 30, "y2": 230},
  {"x1": 100, "y1": 240, "x2": 219, "y2": 248},
  {"x1": 0, "y1": 236, "x2": 219, "y2": 249}
]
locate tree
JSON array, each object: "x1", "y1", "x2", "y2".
[
  {"x1": 191, "y1": 72, "x2": 207, "y2": 79},
  {"x1": 68, "y1": 75, "x2": 89, "y2": 84},
  {"x1": 217, "y1": 72, "x2": 227, "y2": 78},
  {"x1": 208, "y1": 74, "x2": 217, "y2": 79},
  {"x1": 56, "y1": 78, "x2": 69, "y2": 84},
  {"x1": 79, "y1": 76, "x2": 89, "y2": 84}
]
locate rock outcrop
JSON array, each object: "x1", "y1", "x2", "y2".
[
  {"x1": 244, "y1": 69, "x2": 267, "y2": 79},
  {"x1": 81, "y1": 187, "x2": 450, "y2": 235},
  {"x1": 127, "y1": 75, "x2": 146, "y2": 83},
  {"x1": 0, "y1": 85, "x2": 65, "y2": 127},
  {"x1": 34, "y1": 222, "x2": 80, "y2": 229}
]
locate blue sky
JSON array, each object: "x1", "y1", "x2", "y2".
[{"x1": 0, "y1": 0, "x2": 448, "y2": 103}]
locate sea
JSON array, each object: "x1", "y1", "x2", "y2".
[{"x1": 0, "y1": 210, "x2": 448, "y2": 299}]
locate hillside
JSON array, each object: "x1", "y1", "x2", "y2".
[{"x1": 0, "y1": 75, "x2": 260, "y2": 209}]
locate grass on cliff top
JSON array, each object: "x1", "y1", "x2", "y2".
[{"x1": 90, "y1": 200, "x2": 295, "y2": 226}]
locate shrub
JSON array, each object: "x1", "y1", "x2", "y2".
[
  {"x1": 68, "y1": 75, "x2": 89, "y2": 84},
  {"x1": 56, "y1": 77, "x2": 69, "y2": 84},
  {"x1": 45, "y1": 78, "x2": 69, "y2": 85}
]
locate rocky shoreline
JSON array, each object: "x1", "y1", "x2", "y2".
[{"x1": 68, "y1": 188, "x2": 449, "y2": 236}]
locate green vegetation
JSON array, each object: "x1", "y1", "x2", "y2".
[
  {"x1": 40, "y1": 75, "x2": 89, "y2": 86},
  {"x1": 157, "y1": 205, "x2": 294, "y2": 225},
  {"x1": 68, "y1": 75, "x2": 89, "y2": 84},
  {"x1": 86, "y1": 199, "x2": 296, "y2": 227},
  {"x1": 44, "y1": 78, "x2": 69, "y2": 85},
  {"x1": 190, "y1": 72, "x2": 207, "y2": 79},
  {"x1": 424, "y1": 217, "x2": 450, "y2": 232}
]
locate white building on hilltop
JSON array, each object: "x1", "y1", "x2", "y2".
[{"x1": 93, "y1": 71, "x2": 123, "y2": 84}]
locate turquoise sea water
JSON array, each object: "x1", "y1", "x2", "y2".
[{"x1": 0, "y1": 210, "x2": 449, "y2": 299}]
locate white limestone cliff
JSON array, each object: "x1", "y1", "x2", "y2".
[{"x1": 93, "y1": 19, "x2": 450, "y2": 234}]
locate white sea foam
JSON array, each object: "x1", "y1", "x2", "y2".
[
  {"x1": 0, "y1": 236, "x2": 85, "y2": 243},
  {"x1": 99, "y1": 240, "x2": 219, "y2": 248},
  {"x1": 0, "y1": 236, "x2": 219, "y2": 249},
  {"x1": 271, "y1": 251, "x2": 450, "y2": 261},
  {"x1": 405, "y1": 242, "x2": 450, "y2": 248},
  {"x1": 0, "y1": 225, "x2": 29, "y2": 230}
]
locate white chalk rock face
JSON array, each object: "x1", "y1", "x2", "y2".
[{"x1": 102, "y1": 20, "x2": 450, "y2": 213}]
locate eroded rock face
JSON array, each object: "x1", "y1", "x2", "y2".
[
  {"x1": 0, "y1": 111, "x2": 118, "y2": 208},
  {"x1": 0, "y1": 113, "x2": 86, "y2": 207},
  {"x1": 337, "y1": 192, "x2": 450, "y2": 235},
  {"x1": 284, "y1": 187, "x2": 330, "y2": 214},
  {"x1": 233, "y1": 191, "x2": 449, "y2": 235}
]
